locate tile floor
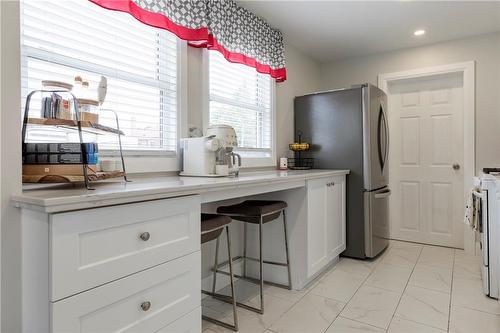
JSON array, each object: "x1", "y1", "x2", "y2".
[{"x1": 202, "y1": 240, "x2": 500, "y2": 333}]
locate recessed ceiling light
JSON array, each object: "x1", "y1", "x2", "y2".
[{"x1": 414, "y1": 29, "x2": 426, "y2": 36}]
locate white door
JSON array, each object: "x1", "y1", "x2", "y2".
[{"x1": 387, "y1": 72, "x2": 464, "y2": 248}]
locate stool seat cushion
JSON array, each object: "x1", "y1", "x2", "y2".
[
  {"x1": 217, "y1": 200, "x2": 287, "y2": 224},
  {"x1": 201, "y1": 213, "x2": 232, "y2": 244}
]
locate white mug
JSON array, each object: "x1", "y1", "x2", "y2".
[
  {"x1": 101, "y1": 160, "x2": 116, "y2": 172},
  {"x1": 216, "y1": 164, "x2": 229, "y2": 176}
]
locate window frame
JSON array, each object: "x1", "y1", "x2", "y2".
[
  {"x1": 19, "y1": 2, "x2": 187, "y2": 173},
  {"x1": 202, "y1": 49, "x2": 276, "y2": 168}
]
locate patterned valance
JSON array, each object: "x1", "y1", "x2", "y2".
[{"x1": 89, "y1": 0, "x2": 287, "y2": 82}]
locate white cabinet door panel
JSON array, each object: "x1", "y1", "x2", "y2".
[
  {"x1": 51, "y1": 252, "x2": 201, "y2": 333},
  {"x1": 327, "y1": 175, "x2": 346, "y2": 258},
  {"x1": 51, "y1": 195, "x2": 200, "y2": 301},
  {"x1": 307, "y1": 178, "x2": 329, "y2": 277},
  {"x1": 307, "y1": 175, "x2": 346, "y2": 278}
]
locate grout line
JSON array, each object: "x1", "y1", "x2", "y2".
[
  {"x1": 337, "y1": 315, "x2": 388, "y2": 331},
  {"x1": 268, "y1": 260, "x2": 347, "y2": 331},
  {"x1": 452, "y1": 304, "x2": 500, "y2": 318},
  {"x1": 389, "y1": 238, "x2": 459, "y2": 251},
  {"x1": 405, "y1": 281, "x2": 452, "y2": 296},
  {"x1": 321, "y1": 253, "x2": 388, "y2": 332},
  {"x1": 385, "y1": 244, "x2": 424, "y2": 330},
  {"x1": 390, "y1": 316, "x2": 448, "y2": 332},
  {"x1": 447, "y1": 249, "x2": 457, "y2": 332}
]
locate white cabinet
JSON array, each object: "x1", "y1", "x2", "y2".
[
  {"x1": 52, "y1": 252, "x2": 200, "y2": 333},
  {"x1": 306, "y1": 175, "x2": 346, "y2": 278},
  {"x1": 20, "y1": 195, "x2": 202, "y2": 333},
  {"x1": 50, "y1": 196, "x2": 200, "y2": 301}
]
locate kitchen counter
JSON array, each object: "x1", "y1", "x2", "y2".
[
  {"x1": 16, "y1": 168, "x2": 350, "y2": 332},
  {"x1": 12, "y1": 169, "x2": 350, "y2": 213}
]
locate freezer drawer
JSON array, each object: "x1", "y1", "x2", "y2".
[{"x1": 364, "y1": 187, "x2": 390, "y2": 257}]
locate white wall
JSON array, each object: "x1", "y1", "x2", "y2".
[
  {"x1": 186, "y1": 43, "x2": 322, "y2": 165},
  {"x1": 1, "y1": 1, "x2": 22, "y2": 332},
  {"x1": 319, "y1": 32, "x2": 500, "y2": 174},
  {"x1": 274, "y1": 43, "x2": 322, "y2": 159}
]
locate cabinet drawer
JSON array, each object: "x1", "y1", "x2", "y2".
[
  {"x1": 51, "y1": 251, "x2": 201, "y2": 333},
  {"x1": 50, "y1": 195, "x2": 200, "y2": 301},
  {"x1": 156, "y1": 307, "x2": 201, "y2": 333}
]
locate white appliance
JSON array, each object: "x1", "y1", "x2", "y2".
[
  {"x1": 206, "y1": 124, "x2": 241, "y2": 176},
  {"x1": 473, "y1": 171, "x2": 500, "y2": 299},
  {"x1": 179, "y1": 136, "x2": 222, "y2": 177}
]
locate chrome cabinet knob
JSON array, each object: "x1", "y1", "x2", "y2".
[
  {"x1": 140, "y1": 301, "x2": 151, "y2": 311},
  {"x1": 139, "y1": 232, "x2": 150, "y2": 241},
  {"x1": 452, "y1": 163, "x2": 460, "y2": 170}
]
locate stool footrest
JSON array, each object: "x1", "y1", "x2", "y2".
[
  {"x1": 201, "y1": 291, "x2": 239, "y2": 331},
  {"x1": 213, "y1": 269, "x2": 292, "y2": 290},
  {"x1": 203, "y1": 290, "x2": 263, "y2": 315},
  {"x1": 202, "y1": 315, "x2": 238, "y2": 331},
  {"x1": 216, "y1": 255, "x2": 289, "y2": 269}
]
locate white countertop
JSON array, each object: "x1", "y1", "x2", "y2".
[{"x1": 13, "y1": 169, "x2": 349, "y2": 213}]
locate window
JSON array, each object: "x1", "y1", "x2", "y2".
[
  {"x1": 208, "y1": 51, "x2": 273, "y2": 159},
  {"x1": 21, "y1": 0, "x2": 178, "y2": 153}
]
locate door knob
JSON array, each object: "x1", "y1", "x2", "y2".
[{"x1": 452, "y1": 163, "x2": 460, "y2": 170}]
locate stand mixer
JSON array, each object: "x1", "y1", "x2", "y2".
[{"x1": 206, "y1": 124, "x2": 241, "y2": 176}]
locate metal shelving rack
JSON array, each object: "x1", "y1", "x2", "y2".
[{"x1": 22, "y1": 89, "x2": 129, "y2": 190}]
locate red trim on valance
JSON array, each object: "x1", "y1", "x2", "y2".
[
  {"x1": 89, "y1": 0, "x2": 208, "y2": 40},
  {"x1": 203, "y1": 36, "x2": 287, "y2": 82},
  {"x1": 88, "y1": 0, "x2": 287, "y2": 82}
]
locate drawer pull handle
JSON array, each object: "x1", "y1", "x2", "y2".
[
  {"x1": 140, "y1": 301, "x2": 152, "y2": 311},
  {"x1": 139, "y1": 232, "x2": 150, "y2": 241}
]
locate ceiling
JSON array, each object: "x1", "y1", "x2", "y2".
[{"x1": 237, "y1": 1, "x2": 500, "y2": 63}]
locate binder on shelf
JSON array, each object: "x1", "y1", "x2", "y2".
[
  {"x1": 24, "y1": 142, "x2": 98, "y2": 154},
  {"x1": 24, "y1": 153, "x2": 99, "y2": 165}
]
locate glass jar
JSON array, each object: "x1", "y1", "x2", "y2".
[
  {"x1": 41, "y1": 80, "x2": 74, "y2": 120},
  {"x1": 77, "y1": 98, "x2": 100, "y2": 123}
]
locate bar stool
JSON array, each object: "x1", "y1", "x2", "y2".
[
  {"x1": 201, "y1": 213, "x2": 238, "y2": 331},
  {"x1": 215, "y1": 200, "x2": 291, "y2": 314}
]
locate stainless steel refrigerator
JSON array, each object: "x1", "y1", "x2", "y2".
[{"x1": 294, "y1": 84, "x2": 390, "y2": 259}]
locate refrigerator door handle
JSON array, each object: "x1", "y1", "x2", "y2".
[
  {"x1": 382, "y1": 104, "x2": 389, "y2": 171},
  {"x1": 377, "y1": 108, "x2": 384, "y2": 171},
  {"x1": 374, "y1": 189, "x2": 391, "y2": 199}
]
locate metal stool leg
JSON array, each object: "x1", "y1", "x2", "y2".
[
  {"x1": 212, "y1": 236, "x2": 220, "y2": 294},
  {"x1": 226, "y1": 226, "x2": 238, "y2": 330},
  {"x1": 282, "y1": 209, "x2": 292, "y2": 290},
  {"x1": 202, "y1": 228, "x2": 239, "y2": 331},
  {"x1": 243, "y1": 222, "x2": 247, "y2": 277},
  {"x1": 259, "y1": 215, "x2": 264, "y2": 313}
]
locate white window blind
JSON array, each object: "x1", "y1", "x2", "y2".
[
  {"x1": 21, "y1": 0, "x2": 178, "y2": 153},
  {"x1": 208, "y1": 51, "x2": 272, "y2": 154}
]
